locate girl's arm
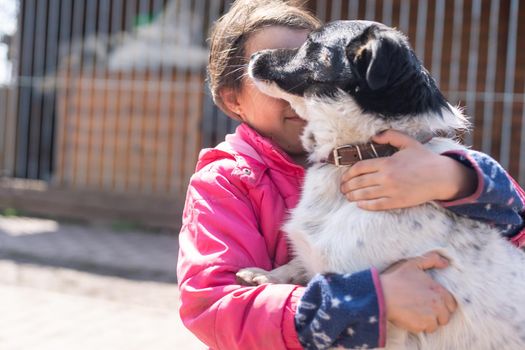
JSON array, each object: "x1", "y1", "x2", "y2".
[
  {"x1": 340, "y1": 130, "x2": 525, "y2": 244},
  {"x1": 296, "y1": 252, "x2": 455, "y2": 349},
  {"x1": 178, "y1": 169, "x2": 302, "y2": 350},
  {"x1": 438, "y1": 149, "x2": 525, "y2": 240},
  {"x1": 295, "y1": 269, "x2": 384, "y2": 349}
]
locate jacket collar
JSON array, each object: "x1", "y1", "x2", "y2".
[{"x1": 236, "y1": 124, "x2": 305, "y2": 176}]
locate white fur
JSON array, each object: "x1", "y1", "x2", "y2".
[{"x1": 239, "y1": 82, "x2": 525, "y2": 349}]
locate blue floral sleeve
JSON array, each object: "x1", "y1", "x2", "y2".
[
  {"x1": 295, "y1": 269, "x2": 385, "y2": 350},
  {"x1": 440, "y1": 150, "x2": 525, "y2": 237}
]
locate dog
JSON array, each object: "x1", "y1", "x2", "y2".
[{"x1": 236, "y1": 20, "x2": 525, "y2": 349}]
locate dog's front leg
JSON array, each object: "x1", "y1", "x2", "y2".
[{"x1": 236, "y1": 257, "x2": 307, "y2": 286}]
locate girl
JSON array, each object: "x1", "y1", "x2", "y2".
[{"x1": 177, "y1": 1, "x2": 525, "y2": 349}]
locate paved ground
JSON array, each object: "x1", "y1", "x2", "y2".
[{"x1": 0, "y1": 216, "x2": 206, "y2": 350}]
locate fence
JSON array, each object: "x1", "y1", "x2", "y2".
[{"x1": 0, "y1": 0, "x2": 524, "y2": 228}]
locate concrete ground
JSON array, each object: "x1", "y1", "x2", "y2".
[{"x1": 0, "y1": 216, "x2": 206, "y2": 350}]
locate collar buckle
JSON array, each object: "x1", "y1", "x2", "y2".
[{"x1": 332, "y1": 144, "x2": 364, "y2": 167}]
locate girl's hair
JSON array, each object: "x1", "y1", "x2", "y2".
[{"x1": 208, "y1": 0, "x2": 320, "y2": 117}]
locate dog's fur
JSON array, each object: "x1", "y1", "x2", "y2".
[{"x1": 237, "y1": 21, "x2": 525, "y2": 349}]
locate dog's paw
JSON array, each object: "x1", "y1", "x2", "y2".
[{"x1": 236, "y1": 267, "x2": 274, "y2": 286}]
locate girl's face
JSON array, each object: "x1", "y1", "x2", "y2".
[{"x1": 235, "y1": 26, "x2": 310, "y2": 156}]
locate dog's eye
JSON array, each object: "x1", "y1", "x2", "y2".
[{"x1": 343, "y1": 82, "x2": 359, "y2": 94}]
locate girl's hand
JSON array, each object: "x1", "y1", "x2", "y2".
[
  {"x1": 340, "y1": 130, "x2": 477, "y2": 211},
  {"x1": 380, "y1": 251, "x2": 457, "y2": 333}
]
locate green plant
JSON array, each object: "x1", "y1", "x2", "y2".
[{"x1": 2, "y1": 207, "x2": 18, "y2": 217}]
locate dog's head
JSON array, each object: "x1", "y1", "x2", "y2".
[{"x1": 248, "y1": 21, "x2": 468, "y2": 158}]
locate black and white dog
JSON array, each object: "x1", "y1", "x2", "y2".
[{"x1": 237, "y1": 21, "x2": 525, "y2": 349}]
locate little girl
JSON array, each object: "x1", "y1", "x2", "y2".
[{"x1": 177, "y1": 1, "x2": 525, "y2": 349}]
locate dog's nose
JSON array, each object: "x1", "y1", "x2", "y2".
[{"x1": 249, "y1": 51, "x2": 272, "y2": 80}]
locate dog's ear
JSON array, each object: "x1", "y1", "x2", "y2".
[{"x1": 347, "y1": 26, "x2": 401, "y2": 91}]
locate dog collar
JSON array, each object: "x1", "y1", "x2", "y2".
[{"x1": 324, "y1": 142, "x2": 398, "y2": 167}]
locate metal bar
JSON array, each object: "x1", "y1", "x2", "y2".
[
  {"x1": 74, "y1": 0, "x2": 97, "y2": 187},
  {"x1": 430, "y1": 0, "x2": 445, "y2": 86},
  {"x1": 39, "y1": 0, "x2": 60, "y2": 182},
  {"x1": 121, "y1": 0, "x2": 137, "y2": 192},
  {"x1": 143, "y1": 0, "x2": 162, "y2": 195},
  {"x1": 111, "y1": 0, "x2": 130, "y2": 192},
  {"x1": 94, "y1": 0, "x2": 110, "y2": 189},
  {"x1": 316, "y1": 0, "x2": 327, "y2": 23},
  {"x1": 464, "y1": 0, "x2": 481, "y2": 147},
  {"x1": 129, "y1": 0, "x2": 149, "y2": 193},
  {"x1": 212, "y1": 0, "x2": 230, "y2": 148},
  {"x1": 151, "y1": 0, "x2": 168, "y2": 194},
  {"x1": 3, "y1": 0, "x2": 22, "y2": 178},
  {"x1": 161, "y1": 0, "x2": 181, "y2": 194},
  {"x1": 347, "y1": 0, "x2": 359, "y2": 20},
  {"x1": 170, "y1": 0, "x2": 189, "y2": 194},
  {"x1": 169, "y1": 0, "x2": 186, "y2": 193},
  {"x1": 0, "y1": 86, "x2": 6, "y2": 175},
  {"x1": 0, "y1": 3, "x2": 13, "y2": 174},
  {"x1": 15, "y1": 0, "x2": 36, "y2": 178},
  {"x1": 182, "y1": 0, "x2": 206, "y2": 193},
  {"x1": 330, "y1": 0, "x2": 342, "y2": 20},
  {"x1": 415, "y1": 0, "x2": 428, "y2": 63},
  {"x1": 499, "y1": 0, "x2": 519, "y2": 168},
  {"x1": 481, "y1": 0, "x2": 500, "y2": 154},
  {"x1": 447, "y1": 0, "x2": 463, "y2": 104},
  {"x1": 68, "y1": 0, "x2": 86, "y2": 188},
  {"x1": 365, "y1": 0, "x2": 376, "y2": 21},
  {"x1": 134, "y1": 0, "x2": 150, "y2": 194},
  {"x1": 133, "y1": 1, "x2": 150, "y2": 192},
  {"x1": 200, "y1": 0, "x2": 221, "y2": 150},
  {"x1": 398, "y1": 0, "x2": 410, "y2": 35},
  {"x1": 53, "y1": 0, "x2": 73, "y2": 186},
  {"x1": 26, "y1": 0, "x2": 47, "y2": 179},
  {"x1": 104, "y1": 0, "x2": 123, "y2": 191},
  {"x1": 381, "y1": 0, "x2": 393, "y2": 26},
  {"x1": 0, "y1": 0, "x2": 15, "y2": 171}
]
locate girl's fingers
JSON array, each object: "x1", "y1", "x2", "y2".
[
  {"x1": 341, "y1": 158, "x2": 385, "y2": 182},
  {"x1": 372, "y1": 129, "x2": 421, "y2": 150},
  {"x1": 356, "y1": 195, "x2": 427, "y2": 211},
  {"x1": 355, "y1": 197, "x2": 393, "y2": 211},
  {"x1": 444, "y1": 290, "x2": 458, "y2": 313},
  {"x1": 341, "y1": 172, "x2": 383, "y2": 194},
  {"x1": 344, "y1": 185, "x2": 383, "y2": 202},
  {"x1": 416, "y1": 252, "x2": 450, "y2": 270}
]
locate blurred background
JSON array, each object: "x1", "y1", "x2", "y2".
[{"x1": 0, "y1": 0, "x2": 524, "y2": 349}]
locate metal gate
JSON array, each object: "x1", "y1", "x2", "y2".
[
  {"x1": 0, "y1": 0, "x2": 524, "y2": 197},
  {"x1": 0, "y1": 0, "x2": 235, "y2": 197}
]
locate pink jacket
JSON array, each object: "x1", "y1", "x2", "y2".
[
  {"x1": 177, "y1": 123, "x2": 525, "y2": 349},
  {"x1": 177, "y1": 123, "x2": 306, "y2": 349}
]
